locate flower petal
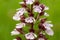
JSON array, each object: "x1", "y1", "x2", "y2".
[
  {"x1": 25, "y1": 32, "x2": 37, "y2": 39},
  {"x1": 16, "y1": 23, "x2": 25, "y2": 28},
  {"x1": 13, "y1": 16, "x2": 20, "y2": 21},
  {"x1": 13, "y1": 39, "x2": 17, "y2": 40},
  {"x1": 44, "y1": 6, "x2": 49, "y2": 10},
  {"x1": 11, "y1": 29, "x2": 20, "y2": 36},
  {"x1": 25, "y1": 17, "x2": 35, "y2": 23},
  {"x1": 44, "y1": 12, "x2": 49, "y2": 17},
  {"x1": 45, "y1": 29, "x2": 54, "y2": 36},
  {"x1": 38, "y1": 38, "x2": 45, "y2": 40},
  {"x1": 26, "y1": 0, "x2": 35, "y2": 4}
]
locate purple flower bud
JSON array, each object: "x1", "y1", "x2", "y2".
[
  {"x1": 39, "y1": 11, "x2": 45, "y2": 16},
  {"x1": 38, "y1": 23, "x2": 46, "y2": 31},
  {"x1": 40, "y1": 4, "x2": 45, "y2": 11},
  {"x1": 40, "y1": 18, "x2": 47, "y2": 23}
]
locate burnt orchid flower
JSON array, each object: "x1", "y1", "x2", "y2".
[
  {"x1": 25, "y1": 32, "x2": 37, "y2": 40},
  {"x1": 11, "y1": 0, "x2": 54, "y2": 40}
]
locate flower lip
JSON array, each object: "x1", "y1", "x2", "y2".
[
  {"x1": 45, "y1": 28, "x2": 54, "y2": 36},
  {"x1": 33, "y1": 5, "x2": 42, "y2": 13},
  {"x1": 11, "y1": 29, "x2": 20, "y2": 36},
  {"x1": 16, "y1": 23, "x2": 25, "y2": 29},
  {"x1": 13, "y1": 16, "x2": 20, "y2": 21},
  {"x1": 43, "y1": 21, "x2": 53, "y2": 28},
  {"x1": 25, "y1": 17, "x2": 35, "y2": 23},
  {"x1": 25, "y1": 32, "x2": 37, "y2": 39},
  {"x1": 25, "y1": 0, "x2": 35, "y2": 4}
]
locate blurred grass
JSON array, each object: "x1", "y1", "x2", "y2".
[{"x1": 0, "y1": 0, "x2": 60, "y2": 40}]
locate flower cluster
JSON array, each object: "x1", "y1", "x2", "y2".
[{"x1": 11, "y1": 0, "x2": 54, "y2": 40}]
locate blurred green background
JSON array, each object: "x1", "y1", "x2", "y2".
[{"x1": 0, "y1": 0, "x2": 60, "y2": 40}]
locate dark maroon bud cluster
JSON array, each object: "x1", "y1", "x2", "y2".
[
  {"x1": 40, "y1": 18, "x2": 47, "y2": 23},
  {"x1": 38, "y1": 23, "x2": 46, "y2": 31},
  {"x1": 39, "y1": 11, "x2": 45, "y2": 16},
  {"x1": 20, "y1": 15, "x2": 25, "y2": 23},
  {"x1": 38, "y1": 34, "x2": 47, "y2": 40},
  {"x1": 40, "y1": 4, "x2": 45, "y2": 11}
]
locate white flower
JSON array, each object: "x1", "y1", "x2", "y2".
[
  {"x1": 43, "y1": 21, "x2": 54, "y2": 36},
  {"x1": 25, "y1": 17, "x2": 35, "y2": 23},
  {"x1": 25, "y1": 0, "x2": 35, "y2": 4},
  {"x1": 25, "y1": 32, "x2": 37, "y2": 39},
  {"x1": 16, "y1": 8, "x2": 26, "y2": 14},
  {"x1": 43, "y1": 21, "x2": 53, "y2": 29},
  {"x1": 45, "y1": 28, "x2": 54, "y2": 36},
  {"x1": 16, "y1": 23, "x2": 25, "y2": 28},
  {"x1": 33, "y1": 5, "x2": 42, "y2": 13},
  {"x1": 19, "y1": 2, "x2": 24, "y2": 4},
  {"x1": 44, "y1": 12, "x2": 49, "y2": 17},
  {"x1": 11, "y1": 29, "x2": 20, "y2": 36},
  {"x1": 13, "y1": 15, "x2": 20, "y2": 21},
  {"x1": 44, "y1": 6, "x2": 49, "y2": 10},
  {"x1": 13, "y1": 8, "x2": 26, "y2": 21},
  {"x1": 38, "y1": 38, "x2": 45, "y2": 40},
  {"x1": 13, "y1": 39, "x2": 17, "y2": 40}
]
